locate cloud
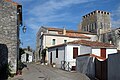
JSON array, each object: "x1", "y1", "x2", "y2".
[
  {"x1": 111, "y1": 6, "x2": 120, "y2": 28},
  {"x1": 112, "y1": 19, "x2": 120, "y2": 28},
  {"x1": 29, "y1": 0, "x2": 94, "y2": 16},
  {"x1": 112, "y1": 6, "x2": 120, "y2": 18},
  {"x1": 24, "y1": 0, "x2": 95, "y2": 32},
  {"x1": 13, "y1": 0, "x2": 33, "y2": 3},
  {"x1": 13, "y1": 0, "x2": 95, "y2": 49}
]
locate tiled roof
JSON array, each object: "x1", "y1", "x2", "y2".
[
  {"x1": 48, "y1": 40, "x2": 116, "y2": 49},
  {"x1": 4, "y1": 0, "x2": 19, "y2": 6},
  {"x1": 47, "y1": 27, "x2": 63, "y2": 31},
  {"x1": 42, "y1": 27, "x2": 91, "y2": 38},
  {"x1": 68, "y1": 40, "x2": 115, "y2": 48},
  {"x1": 45, "y1": 27, "x2": 96, "y2": 35},
  {"x1": 44, "y1": 33, "x2": 90, "y2": 39},
  {"x1": 65, "y1": 33, "x2": 90, "y2": 38}
]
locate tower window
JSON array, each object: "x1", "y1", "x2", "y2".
[
  {"x1": 95, "y1": 22, "x2": 97, "y2": 29},
  {"x1": 101, "y1": 22, "x2": 103, "y2": 28}
]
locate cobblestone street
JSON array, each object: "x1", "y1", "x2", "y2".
[{"x1": 10, "y1": 63, "x2": 90, "y2": 80}]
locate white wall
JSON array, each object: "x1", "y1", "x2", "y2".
[
  {"x1": 48, "y1": 46, "x2": 65, "y2": 68},
  {"x1": 43, "y1": 35, "x2": 89, "y2": 61},
  {"x1": 65, "y1": 45, "x2": 92, "y2": 70},
  {"x1": 43, "y1": 35, "x2": 90, "y2": 48},
  {"x1": 92, "y1": 49, "x2": 101, "y2": 56},
  {"x1": 66, "y1": 45, "x2": 80, "y2": 61},
  {"x1": 21, "y1": 54, "x2": 26, "y2": 62},
  {"x1": 28, "y1": 55, "x2": 33, "y2": 62},
  {"x1": 65, "y1": 45, "x2": 80, "y2": 69},
  {"x1": 80, "y1": 45, "x2": 92, "y2": 55},
  {"x1": 48, "y1": 44, "x2": 81, "y2": 69},
  {"x1": 92, "y1": 48, "x2": 117, "y2": 58},
  {"x1": 21, "y1": 50, "x2": 33, "y2": 63},
  {"x1": 106, "y1": 48, "x2": 117, "y2": 58},
  {"x1": 21, "y1": 54, "x2": 33, "y2": 63}
]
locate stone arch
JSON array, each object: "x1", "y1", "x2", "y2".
[{"x1": 0, "y1": 44, "x2": 8, "y2": 79}]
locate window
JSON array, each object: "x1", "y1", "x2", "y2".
[
  {"x1": 52, "y1": 39, "x2": 55, "y2": 45},
  {"x1": 64, "y1": 40, "x2": 67, "y2": 43},
  {"x1": 84, "y1": 27, "x2": 86, "y2": 31},
  {"x1": 93, "y1": 23, "x2": 95, "y2": 30},
  {"x1": 73, "y1": 47, "x2": 78, "y2": 59},
  {"x1": 100, "y1": 22, "x2": 103, "y2": 29},
  {"x1": 87, "y1": 25, "x2": 89, "y2": 31},
  {"x1": 92, "y1": 23, "x2": 94, "y2": 30},
  {"x1": 95, "y1": 22, "x2": 97, "y2": 29},
  {"x1": 56, "y1": 48, "x2": 58, "y2": 58}
]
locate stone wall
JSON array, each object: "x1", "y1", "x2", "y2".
[
  {"x1": 81, "y1": 10, "x2": 111, "y2": 34},
  {"x1": 0, "y1": 0, "x2": 19, "y2": 73}
]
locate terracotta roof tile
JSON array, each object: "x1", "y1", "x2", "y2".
[
  {"x1": 46, "y1": 27, "x2": 90, "y2": 38},
  {"x1": 68, "y1": 40, "x2": 115, "y2": 48},
  {"x1": 47, "y1": 27, "x2": 62, "y2": 31},
  {"x1": 48, "y1": 40, "x2": 116, "y2": 49},
  {"x1": 46, "y1": 27, "x2": 96, "y2": 35},
  {"x1": 65, "y1": 33, "x2": 90, "y2": 38}
]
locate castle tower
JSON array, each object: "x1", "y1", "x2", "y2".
[{"x1": 79, "y1": 10, "x2": 111, "y2": 34}]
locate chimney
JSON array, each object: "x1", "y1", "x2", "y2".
[
  {"x1": 63, "y1": 27, "x2": 66, "y2": 35},
  {"x1": 109, "y1": 41, "x2": 112, "y2": 44}
]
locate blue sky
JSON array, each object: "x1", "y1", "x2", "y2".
[{"x1": 13, "y1": 0, "x2": 120, "y2": 50}]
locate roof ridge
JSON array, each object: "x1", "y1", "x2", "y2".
[{"x1": 68, "y1": 39, "x2": 115, "y2": 48}]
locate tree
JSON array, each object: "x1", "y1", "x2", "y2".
[{"x1": 41, "y1": 49, "x2": 46, "y2": 63}]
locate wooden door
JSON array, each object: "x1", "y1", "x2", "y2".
[
  {"x1": 50, "y1": 52, "x2": 52, "y2": 64},
  {"x1": 101, "y1": 48, "x2": 106, "y2": 58},
  {"x1": 73, "y1": 47, "x2": 78, "y2": 59}
]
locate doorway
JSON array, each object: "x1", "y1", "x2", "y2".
[{"x1": 50, "y1": 52, "x2": 52, "y2": 64}]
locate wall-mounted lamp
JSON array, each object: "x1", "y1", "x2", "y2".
[{"x1": 22, "y1": 25, "x2": 26, "y2": 33}]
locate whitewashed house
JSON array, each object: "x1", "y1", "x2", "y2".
[
  {"x1": 21, "y1": 49, "x2": 33, "y2": 63},
  {"x1": 48, "y1": 40, "x2": 117, "y2": 71},
  {"x1": 36, "y1": 26, "x2": 98, "y2": 62}
]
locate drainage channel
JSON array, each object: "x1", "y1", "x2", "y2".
[
  {"x1": 38, "y1": 77, "x2": 45, "y2": 78},
  {"x1": 38, "y1": 76, "x2": 48, "y2": 80}
]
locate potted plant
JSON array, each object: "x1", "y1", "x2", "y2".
[
  {"x1": 52, "y1": 63, "x2": 56, "y2": 67},
  {"x1": 45, "y1": 60, "x2": 48, "y2": 65}
]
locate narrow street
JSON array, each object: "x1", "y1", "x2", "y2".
[{"x1": 10, "y1": 63, "x2": 90, "y2": 80}]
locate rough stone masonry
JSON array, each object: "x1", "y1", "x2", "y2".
[{"x1": 0, "y1": 0, "x2": 22, "y2": 73}]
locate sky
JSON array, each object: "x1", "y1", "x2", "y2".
[{"x1": 13, "y1": 0, "x2": 120, "y2": 50}]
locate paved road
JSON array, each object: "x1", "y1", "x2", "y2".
[{"x1": 10, "y1": 63, "x2": 90, "y2": 80}]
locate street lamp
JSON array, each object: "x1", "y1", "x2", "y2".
[{"x1": 22, "y1": 25, "x2": 26, "y2": 33}]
